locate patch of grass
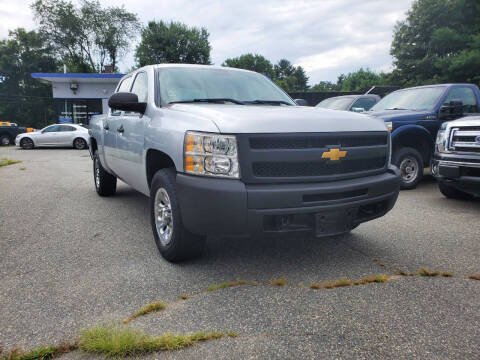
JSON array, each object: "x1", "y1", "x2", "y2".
[
  {"x1": 226, "y1": 331, "x2": 238, "y2": 338},
  {"x1": 123, "y1": 301, "x2": 166, "y2": 323},
  {"x1": 441, "y1": 272, "x2": 453, "y2": 277},
  {"x1": 310, "y1": 274, "x2": 389, "y2": 290},
  {"x1": 271, "y1": 278, "x2": 287, "y2": 286},
  {"x1": 0, "y1": 342, "x2": 77, "y2": 360},
  {"x1": 180, "y1": 294, "x2": 189, "y2": 300},
  {"x1": 19, "y1": 167, "x2": 26, "y2": 171},
  {"x1": 468, "y1": 274, "x2": 480, "y2": 280},
  {"x1": 379, "y1": 263, "x2": 386, "y2": 267},
  {"x1": 418, "y1": 268, "x2": 440, "y2": 277},
  {"x1": 206, "y1": 280, "x2": 248, "y2": 292},
  {"x1": 79, "y1": 325, "x2": 225, "y2": 357},
  {"x1": 0, "y1": 158, "x2": 21, "y2": 167}
]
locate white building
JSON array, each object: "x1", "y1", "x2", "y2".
[{"x1": 31, "y1": 73, "x2": 124, "y2": 124}]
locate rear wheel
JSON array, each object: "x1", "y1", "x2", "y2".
[
  {"x1": 73, "y1": 137, "x2": 87, "y2": 150},
  {"x1": 438, "y1": 181, "x2": 473, "y2": 200},
  {"x1": 20, "y1": 137, "x2": 34, "y2": 150},
  {"x1": 0, "y1": 135, "x2": 11, "y2": 146},
  {"x1": 150, "y1": 168, "x2": 205, "y2": 262},
  {"x1": 93, "y1": 151, "x2": 117, "y2": 196},
  {"x1": 393, "y1": 147, "x2": 423, "y2": 190}
]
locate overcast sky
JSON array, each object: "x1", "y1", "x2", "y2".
[{"x1": 0, "y1": 0, "x2": 414, "y2": 84}]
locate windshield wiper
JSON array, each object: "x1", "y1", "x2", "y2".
[
  {"x1": 245, "y1": 99, "x2": 293, "y2": 106},
  {"x1": 385, "y1": 107, "x2": 407, "y2": 110},
  {"x1": 169, "y1": 98, "x2": 245, "y2": 105}
]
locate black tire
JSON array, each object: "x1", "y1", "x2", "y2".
[
  {"x1": 150, "y1": 168, "x2": 206, "y2": 262},
  {"x1": 20, "y1": 137, "x2": 34, "y2": 150},
  {"x1": 73, "y1": 137, "x2": 87, "y2": 150},
  {"x1": 0, "y1": 135, "x2": 11, "y2": 146},
  {"x1": 93, "y1": 151, "x2": 117, "y2": 196},
  {"x1": 438, "y1": 181, "x2": 473, "y2": 200},
  {"x1": 393, "y1": 147, "x2": 423, "y2": 190}
]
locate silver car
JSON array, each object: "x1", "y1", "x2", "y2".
[
  {"x1": 15, "y1": 124, "x2": 89, "y2": 150},
  {"x1": 316, "y1": 94, "x2": 381, "y2": 112}
]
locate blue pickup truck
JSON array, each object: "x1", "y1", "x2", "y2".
[{"x1": 368, "y1": 84, "x2": 480, "y2": 189}]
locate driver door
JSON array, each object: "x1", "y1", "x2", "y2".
[{"x1": 37, "y1": 125, "x2": 60, "y2": 145}]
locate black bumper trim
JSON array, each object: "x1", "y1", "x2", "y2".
[{"x1": 176, "y1": 168, "x2": 400, "y2": 237}]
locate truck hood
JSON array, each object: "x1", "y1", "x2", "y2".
[
  {"x1": 368, "y1": 109, "x2": 432, "y2": 121},
  {"x1": 169, "y1": 104, "x2": 388, "y2": 133}
]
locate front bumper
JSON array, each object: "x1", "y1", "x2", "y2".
[
  {"x1": 432, "y1": 153, "x2": 480, "y2": 195},
  {"x1": 176, "y1": 165, "x2": 400, "y2": 237}
]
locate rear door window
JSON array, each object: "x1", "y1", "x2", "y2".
[{"x1": 350, "y1": 97, "x2": 378, "y2": 111}]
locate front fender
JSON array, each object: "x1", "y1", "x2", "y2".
[{"x1": 391, "y1": 124, "x2": 435, "y2": 162}]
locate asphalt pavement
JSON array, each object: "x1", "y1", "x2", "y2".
[{"x1": 1, "y1": 147, "x2": 479, "y2": 359}]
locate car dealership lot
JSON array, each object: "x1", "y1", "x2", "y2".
[{"x1": 1, "y1": 147, "x2": 479, "y2": 359}]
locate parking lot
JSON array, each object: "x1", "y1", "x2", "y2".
[{"x1": 1, "y1": 147, "x2": 479, "y2": 359}]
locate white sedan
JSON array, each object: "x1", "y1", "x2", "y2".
[{"x1": 15, "y1": 124, "x2": 90, "y2": 150}]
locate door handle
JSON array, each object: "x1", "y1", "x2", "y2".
[
  {"x1": 117, "y1": 125, "x2": 124, "y2": 133},
  {"x1": 103, "y1": 122, "x2": 109, "y2": 130}
]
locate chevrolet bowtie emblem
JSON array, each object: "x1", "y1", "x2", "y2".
[{"x1": 322, "y1": 148, "x2": 347, "y2": 161}]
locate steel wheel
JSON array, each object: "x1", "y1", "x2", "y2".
[
  {"x1": 399, "y1": 156, "x2": 419, "y2": 184},
  {"x1": 154, "y1": 188, "x2": 174, "y2": 246}
]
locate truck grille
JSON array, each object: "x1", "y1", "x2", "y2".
[
  {"x1": 237, "y1": 132, "x2": 389, "y2": 184},
  {"x1": 449, "y1": 127, "x2": 480, "y2": 153}
]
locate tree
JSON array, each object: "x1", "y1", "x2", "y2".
[
  {"x1": 135, "y1": 21, "x2": 211, "y2": 66},
  {"x1": 0, "y1": 28, "x2": 59, "y2": 128},
  {"x1": 309, "y1": 81, "x2": 339, "y2": 92},
  {"x1": 336, "y1": 68, "x2": 386, "y2": 91},
  {"x1": 222, "y1": 53, "x2": 274, "y2": 78},
  {"x1": 31, "y1": 0, "x2": 140, "y2": 72},
  {"x1": 390, "y1": 0, "x2": 480, "y2": 86},
  {"x1": 273, "y1": 59, "x2": 309, "y2": 92}
]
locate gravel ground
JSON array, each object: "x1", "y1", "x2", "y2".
[{"x1": 1, "y1": 147, "x2": 479, "y2": 359}]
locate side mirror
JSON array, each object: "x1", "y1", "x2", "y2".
[
  {"x1": 351, "y1": 107, "x2": 365, "y2": 113},
  {"x1": 294, "y1": 98, "x2": 308, "y2": 106},
  {"x1": 439, "y1": 99, "x2": 463, "y2": 119},
  {"x1": 108, "y1": 92, "x2": 147, "y2": 114}
]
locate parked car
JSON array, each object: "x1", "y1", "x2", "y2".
[
  {"x1": 368, "y1": 84, "x2": 480, "y2": 189},
  {"x1": 432, "y1": 116, "x2": 480, "y2": 199},
  {"x1": 89, "y1": 64, "x2": 400, "y2": 262},
  {"x1": 0, "y1": 123, "x2": 35, "y2": 146},
  {"x1": 15, "y1": 124, "x2": 89, "y2": 149},
  {"x1": 316, "y1": 94, "x2": 380, "y2": 112}
]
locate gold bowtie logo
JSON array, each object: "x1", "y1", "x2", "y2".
[{"x1": 322, "y1": 148, "x2": 347, "y2": 161}]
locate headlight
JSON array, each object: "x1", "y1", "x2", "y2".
[
  {"x1": 436, "y1": 130, "x2": 447, "y2": 152},
  {"x1": 385, "y1": 121, "x2": 393, "y2": 131},
  {"x1": 184, "y1": 131, "x2": 240, "y2": 178}
]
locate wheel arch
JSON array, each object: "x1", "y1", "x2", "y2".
[
  {"x1": 146, "y1": 149, "x2": 176, "y2": 190},
  {"x1": 391, "y1": 125, "x2": 434, "y2": 164}
]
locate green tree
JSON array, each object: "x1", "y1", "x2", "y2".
[
  {"x1": 337, "y1": 67, "x2": 386, "y2": 91},
  {"x1": 222, "y1": 53, "x2": 274, "y2": 78},
  {"x1": 273, "y1": 59, "x2": 309, "y2": 92},
  {"x1": 390, "y1": 0, "x2": 480, "y2": 85},
  {"x1": 309, "y1": 81, "x2": 339, "y2": 92},
  {"x1": 0, "y1": 28, "x2": 59, "y2": 128},
  {"x1": 135, "y1": 21, "x2": 211, "y2": 66},
  {"x1": 31, "y1": 0, "x2": 140, "y2": 72}
]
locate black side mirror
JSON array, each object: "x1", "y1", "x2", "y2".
[
  {"x1": 108, "y1": 92, "x2": 147, "y2": 114},
  {"x1": 294, "y1": 98, "x2": 309, "y2": 106},
  {"x1": 439, "y1": 99, "x2": 463, "y2": 119}
]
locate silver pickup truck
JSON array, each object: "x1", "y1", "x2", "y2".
[{"x1": 89, "y1": 64, "x2": 400, "y2": 262}]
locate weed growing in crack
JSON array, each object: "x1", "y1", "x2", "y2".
[
  {"x1": 123, "y1": 301, "x2": 166, "y2": 323},
  {"x1": 271, "y1": 278, "x2": 287, "y2": 286}
]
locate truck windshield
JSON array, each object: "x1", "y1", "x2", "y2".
[
  {"x1": 370, "y1": 87, "x2": 446, "y2": 112},
  {"x1": 316, "y1": 96, "x2": 354, "y2": 110},
  {"x1": 158, "y1": 67, "x2": 295, "y2": 106}
]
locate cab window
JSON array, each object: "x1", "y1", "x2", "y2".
[
  {"x1": 112, "y1": 77, "x2": 133, "y2": 116},
  {"x1": 444, "y1": 87, "x2": 478, "y2": 113},
  {"x1": 131, "y1": 72, "x2": 148, "y2": 102}
]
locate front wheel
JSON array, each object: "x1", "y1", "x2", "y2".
[
  {"x1": 438, "y1": 181, "x2": 473, "y2": 200},
  {"x1": 150, "y1": 168, "x2": 205, "y2": 262},
  {"x1": 20, "y1": 137, "x2": 34, "y2": 150},
  {"x1": 93, "y1": 151, "x2": 117, "y2": 196},
  {"x1": 393, "y1": 147, "x2": 423, "y2": 190}
]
